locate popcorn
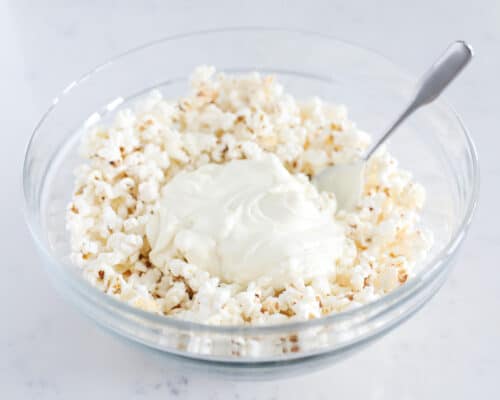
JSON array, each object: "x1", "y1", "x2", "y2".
[
  {"x1": 66, "y1": 66, "x2": 433, "y2": 325},
  {"x1": 138, "y1": 180, "x2": 159, "y2": 203}
]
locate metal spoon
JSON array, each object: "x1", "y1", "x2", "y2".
[{"x1": 314, "y1": 41, "x2": 473, "y2": 210}]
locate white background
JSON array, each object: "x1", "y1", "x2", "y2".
[{"x1": 1, "y1": 1, "x2": 499, "y2": 398}]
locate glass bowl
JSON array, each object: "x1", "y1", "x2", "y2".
[{"x1": 23, "y1": 28, "x2": 479, "y2": 378}]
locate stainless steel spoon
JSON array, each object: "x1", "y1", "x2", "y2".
[{"x1": 314, "y1": 41, "x2": 473, "y2": 210}]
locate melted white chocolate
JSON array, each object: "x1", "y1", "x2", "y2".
[{"x1": 147, "y1": 154, "x2": 344, "y2": 288}]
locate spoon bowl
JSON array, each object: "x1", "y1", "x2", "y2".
[{"x1": 314, "y1": 160, "x2": 365, "y2": 210}]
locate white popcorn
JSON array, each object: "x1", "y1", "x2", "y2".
[
  {"x1": 107, "y1": 232, "x2": 143, "y2": 260},
  {"x1": 67, "y1": 66, "x2": 433, "y2": 326},
  {"x1": 138, "y1": 180, "x2": 159, "y2": 203}
]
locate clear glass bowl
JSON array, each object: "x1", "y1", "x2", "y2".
[{"x1": 23, "y1": 28, "x2": 479, "y2": 378}]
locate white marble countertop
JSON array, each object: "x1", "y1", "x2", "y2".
[{"x1": 2, "y1": 1, "x2": 499, "y2": 398}]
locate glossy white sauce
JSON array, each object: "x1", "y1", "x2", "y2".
[{"x1": 147, "y1": 154, "x2": 344, "y2": 288}]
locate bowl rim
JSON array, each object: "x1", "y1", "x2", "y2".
[{"x1": 23, "y1": 27, "x2": 480, "y2": 335}]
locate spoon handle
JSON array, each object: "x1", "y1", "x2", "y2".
[{"x1": 364, "y1": 41, "x2": 473, "y2": 161}]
